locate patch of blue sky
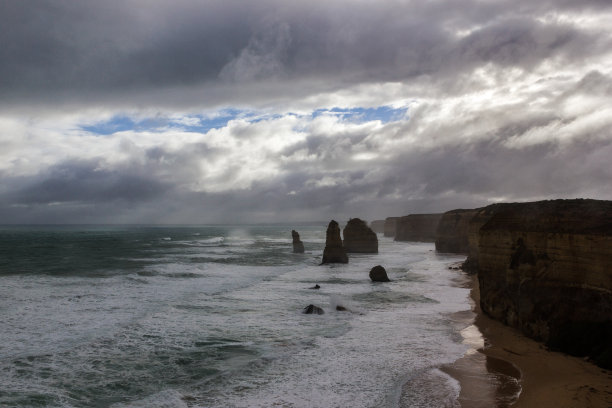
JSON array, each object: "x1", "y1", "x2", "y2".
[
  {"x1": 81, "y1": 105, "x2": 407, "y2": 136},
  {"x1": 312, "y1": 106, "x2": 408, "y2": 123},
  {"x1": 81, "y1": 109, "x2": 251, "y2": 135}
]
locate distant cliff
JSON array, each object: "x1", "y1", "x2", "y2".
[
  {"x1": 435, "y1": 209, "x2": 477, "y2": 254},
  {"x1": 395, "y1": 214, "x2": 443, "y2": 242},
  {"x1": 476, "y1": 199, "x2": 612, "y2": 368},
  {"x1": 370, "y1": 220, "x2": 385, "y2": 234},
  {"x1": 384, "y1": 217, "x2": 399, "y2": 238}
]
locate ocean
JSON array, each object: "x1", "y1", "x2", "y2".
[{"x1": 0, "y1": 225, "x2": 471, "y2": 407}]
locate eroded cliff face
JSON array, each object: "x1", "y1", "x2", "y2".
[
  {"x1": 384, "y1": 217, "x2": 399, "y2": 238},
  {"x1": 476, "y1": 199, "x2": 612, "y2": 368},
  {"x1": 462, "y1": 203, "x2": 512, "y2": 273},
  {"x1": 395, "y1": 214, "x2": 443, "y2": 242},
  {"x1": 343, "y1": 218, "x2": 378, "y2": 253},
  {"x1": 435, "y1": 209, "x2": 477, "y2": 254}
]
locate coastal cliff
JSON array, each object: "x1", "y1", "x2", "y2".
[
  {"x1": 370, "y1": 220, "x2": 385, "y2": 234},
  {"x1": 476, "y1": 199, "x2": 612, "y2": 368},
  {"x1": 384, "y1": 217, "x2": 399, "y2": 237},
  {"x1": 395, "y1": 213, "x2": 443, "y2": 242},
  {"x1": 435, "y1": 209, "x2": 477, "y2": 254}
]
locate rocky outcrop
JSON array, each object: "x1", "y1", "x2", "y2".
[
  {"x1": 321, "y1": 220, "x2": 348, "y2": 264},
  {"x1": 292, "y1": 230, "x2": 305, "y2": 253},
  {"x1": 370, "y1": 220, "x2": 385, "y2": 233},
  {"x1": 369, "y1": 265, "x2": 390, "y2": 282},
  {"x1": 476, "y1": 199, "x2": 612, "y2": 368},
  {"x1": 395, "y1": 213, "x2": 443, "y2": 242},
  {"x1": 303, "y1": 304, "x2": 325, "y2": 315},
  {"x1": 384, "y1": 217, "x2": 399, "y2": 237},
  {"x1": 435, "y1": 209, "x2": 478, "y2": 254},
  {"x1": 343, "y1": 218, "x2": 378, "y2": 253}
]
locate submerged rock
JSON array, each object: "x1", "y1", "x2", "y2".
[
  {"x1": 291, "y1": 230, "x2": 305, "y2": 253},
  {"x1": 303, "y1": 304, "x2": 325, "y2": 315},
  {"x1": 343, "y1": 218, "x2": 378, "y2": 253},
  {"x1": 369, "y1": 265, "x2": 390, "y2": 282},
  {"x1": 321, "y1": 220, "x2": 348, "y2": 264}
]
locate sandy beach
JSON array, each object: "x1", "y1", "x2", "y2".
[{"x1": 445, "y1": 273, "x2": 612, "y2": 407}]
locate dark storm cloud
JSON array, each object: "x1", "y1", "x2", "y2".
[
  {"x1": 8, "y1": 159, "x2": 172, "y2": 205},
  {"x1": 2, "y1": 0, "x2": 611, "y2": 108},
  {"x1": 1, "y1": 0, "x2": 611, "y2": 224}
]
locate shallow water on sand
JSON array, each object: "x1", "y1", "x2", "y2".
[{"x1": 0, "y1": 225, "x2": 473, "y2": 407}]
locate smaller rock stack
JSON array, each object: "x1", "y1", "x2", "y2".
[
  {"x1": 291, "y1": 230, "x2": 305, "y2": 253},
  {"x1": 321, "y1": 220, "x2": 348, "y2": 264},
  {"x1": 369, "y1": 265, "x2": 390, "y2": 282}
]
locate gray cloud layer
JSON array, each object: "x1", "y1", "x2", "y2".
[
  {"x1": 2, "y1": 0, "x2": 611, "y2": 107},
  {"x1": 1, "y1": 0, "x2": 611, "y2": 223}
]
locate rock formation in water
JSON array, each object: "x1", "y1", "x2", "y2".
[
  {"x1": 292, "y1": 230, "x2": 305, "y2": 253},
  {"x1": 321, "y1": 220, "x2": 349, "y2": 264},
  {"x1": 435, "y1": 209, "x2": 478, "y2": 254},
  {"x1": 384, "y1": 217, "x2": 399, "y2": 237},
  {"x1": 475, "y1": 199, "x2": 612, "y2": 368},
  {"x1": 343, "y1": 218, "x2": 378, "y2": 253},
  {"x1": 369, "y1": 265, "x2": 390, "y2": 282},
  {"x1": 370, "y1": 220, "x2": 385, "y2": 233},
  {"x1": 395, "y1": 213, "x2": 443, "y2": 242},
  {"x1": 303, "y1": 304, "x2": 325, "y2": 315}
]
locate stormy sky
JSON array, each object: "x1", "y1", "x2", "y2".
[{"x1": 1, "y1": 0, "x2": 611, "y2": 224}]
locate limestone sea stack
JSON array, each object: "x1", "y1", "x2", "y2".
[
  {"x1": 291, "y1": 230, "x2": 305, "y2": 253},
  {"x1": 435, "y1": 209, "x2": 478, "y2": 254},
  {"x1": 476, "y1": 199, "x2": 612, "y2": 368},
  {"x1": 321, "y1": 220, "x2": 349, "y2": 264},
  {"x1": 384, "y1": 217, "x2": 399, "y2": 237},
  {"x1": 395, "y1": 213, "x2": 443, "y2": 242},
  {"x1": 370, "y1": 220, "x2": 385, "y2": 233},
  {"x1": 343, "y1": 218, "x2": 378, "y2": 253}
]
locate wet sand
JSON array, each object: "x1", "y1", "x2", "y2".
[{"x1": 446, "y1": 273, "x2": 612, "y2": 407}]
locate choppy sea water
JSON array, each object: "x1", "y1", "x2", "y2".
[{"x1": 0, "y1": 225, "x2": 470, "y2": 407}]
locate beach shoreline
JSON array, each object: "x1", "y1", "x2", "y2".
[{"x1": 445, "y1": 272, "x2": 612, "y2": 408}]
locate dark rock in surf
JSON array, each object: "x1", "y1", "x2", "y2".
[
  {"x1": 369, "y1": 265, "x2": 390, "y2": 282},
  {"x1": 303, "y1": 304, "x2": 325, "y2": 315},
  {"x1": 292, "y1": 230, "x2": 305, "y2": 253},
  {"x1": 321, "y1": 220, "x2": 348, "y2": 264}
]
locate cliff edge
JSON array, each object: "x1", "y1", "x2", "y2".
[{"x1": 476, "y1": 199, "x2": 612, "y2": 368}]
